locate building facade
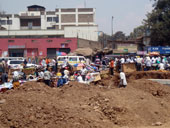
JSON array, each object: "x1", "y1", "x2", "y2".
[
  {"x1": 0, "y1": 38, "x2": 77, "y2": 58},
  {"x1": 0, "y1": 5, "x2": 99, "y2": 57},
  {"x1": 0, "y1": 5, "x2": 98, "y2": 41}
]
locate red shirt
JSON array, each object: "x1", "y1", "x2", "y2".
[{"x1": 110, "y1": 60, "x2": 114, "y2": 68}]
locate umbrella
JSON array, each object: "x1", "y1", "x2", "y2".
[
  {"x1": 57, "y1": 52, "x2": 67, "y2": 56},
  {"x1": 61, "y1": 52, "x2": 67, "y2": 56}
]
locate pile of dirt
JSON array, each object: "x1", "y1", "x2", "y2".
[
  {"x1": 0, "y1": 79, "x2": 170, "y2": 128},
  {"x1": 113, "y1": 71, "x2": 170, "y2": 86}
]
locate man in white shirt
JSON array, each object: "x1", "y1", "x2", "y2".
[
  {"x1": 13, "y1": 71, "x2": 20, "y2": 83},
  {"x1": 81, "y1": 66, "x2": 87, "y2": 81},
  {"x1": 136, "y1": 57, "x2": 142, "y2": 71},
  {"x1": 120, "y1": 58, "x2": 125, "y2": 64},
  {"x1": 159, "y1": 63, "x2": 165, "y2": 70},
  {"x1": 145, "y1": 57, "x2": 152, "y2": 71},
  {"x1": 119, "y1": 71, "x2": 127, "y2": 88},
  {"x1": 126, "y1": 58, "x2": 131, "y2": 63}
]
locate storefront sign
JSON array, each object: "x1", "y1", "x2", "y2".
[
  {"x1": 147, "y1": 47, "x2": 170, "y2": 54},
  {"x1": 117, "y1": 44, "x2": 137, "y2": 52},
  {"x1": 137, "y1": 51, "x2": 147, "y2": 55},
  {"x1": 8, "y1": 45, "x2": 25, "y2": 49}
]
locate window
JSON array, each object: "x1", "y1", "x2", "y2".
[
  {"x1": 32, "y1": 40, "x2": 37, "y2": 43},
  {"x1": 8, "y1": 40, "x2": 15, "y2": 43},
  {"x1": 53, "y1": 17, "x2": 59, "y2": 23},
  {"x1": 66, "y1": 40, "x2": 71, "y2": 43},
  {"x1": 61, "y1": 44, "x2": 65, "y2": 48},
  {"x1": 47, "y1": 26, "x2": 55, "y2": 29},
  {"x1": 10, "y1": 60, "x2": 23, "y2": 64},
  {"x1": 0, "y1": 20, "x2": 6, "y2": 25},
  {"x1": 69, "y1": 57, "x2": 77, "y2": 61},
  {"x1": 58, "y1": 57, "x2": 66, "y2": 61},
  {"x1": 47, "y1": 40, "x2": 53, "y2": 42},
  {"x1": 79, "y1": 57, "x2": 85, "y2": 61},
  {"x1": 47, "y1": 17, "x2": 53, "y2": 22},
  {"x1": 7, "y1": 20, "x2": 12, "y2": 25},
  {"x1": 47, "y1": 17, "x2": 59, "y2": 23}
]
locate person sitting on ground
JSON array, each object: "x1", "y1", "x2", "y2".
[
  {"x1": 77, "y1": 73, "x2": 84, "y2": 83},
  {"x1": 12, "y1": 71, "x2": 20, "y2": 89},
  {"x1": 119, "y1": 70, "x2": 127, "y2": 88}
]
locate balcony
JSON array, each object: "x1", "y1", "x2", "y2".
[{"x1": 20, "y1": 26, "x2": 41, "y2": 30}]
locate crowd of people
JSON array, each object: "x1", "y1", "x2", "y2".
[{"x1": 0, "y1": 54, "x2": 170, "y2": 91}]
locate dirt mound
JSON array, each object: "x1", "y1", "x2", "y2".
[
  {"x1": 113, "y1": 71, "x2": 170, "y2": 86},
  {"x1": 0, "y1": 79, "x2": 170, "y2": 128}
]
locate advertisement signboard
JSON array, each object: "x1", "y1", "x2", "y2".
[{"x1": 147, "y1": 47, "x2": 170, "y2": 54}]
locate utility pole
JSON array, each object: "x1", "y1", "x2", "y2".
[
  {"x1": 111, "y1": 16, "x2": 114, "y2": 36},
  {"x1": 84, "y1": 0, "x2": 86, "y2": 8}
]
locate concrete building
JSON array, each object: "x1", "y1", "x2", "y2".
[
  {"x1": 0, "y1": 5, "x2": 99, "y2": 57},
  {"x1": 0, "y1": 5, "x2": 98, "y2": 41}
]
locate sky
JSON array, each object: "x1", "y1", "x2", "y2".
[{"x1": 0, "y1": 0, "x2": 154, "y2": 35}]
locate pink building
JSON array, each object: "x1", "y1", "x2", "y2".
[
  {"x1": 0, "y1": 38, "x2": 77, "y2": 58},
  {"x1": 0, "y1": 5, "x2": 98, "y2": 58}
]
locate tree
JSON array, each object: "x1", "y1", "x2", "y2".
[
  {"x1": 113, "y1": 31, "x2": 126, "y2": 41},
  {"x1": 145, "y1": 0, "x2": 170, "y2": 46},
  {"x1": 129, "y1": 25, "x2": 146, "y2": 40}
]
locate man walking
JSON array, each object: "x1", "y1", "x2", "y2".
[{"x1": 109, "y1": 59, "x2": 114, "y2": 75}]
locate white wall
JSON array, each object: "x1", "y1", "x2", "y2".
[
  {"x1": 1, "y1": 15, "x2": 20, "y2": 30},
  {"x1": 64, "y1": 26, "x2": 98, "y2": 41},
  {"x1": 19, "y1": 11, "x2": 41, "y2": 16},
  {"x1": 0, "y1": 29, "x2": 64, "y2": 36}
]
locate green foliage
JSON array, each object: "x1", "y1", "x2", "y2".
[
  {"x1": 113, "y1": 31, "x2": 126, "y2": 40},
  {"x1": 145, "y1": 0, "x2": 170, "y2": 46},
  {"x1": 129, "y1": 25, "x2": 146, "y2": 40}
]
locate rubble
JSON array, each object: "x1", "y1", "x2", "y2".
[{"x1": 0, "y1": 78, "x2": 170, "y2": 128}]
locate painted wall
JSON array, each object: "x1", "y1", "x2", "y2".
[
  {"x1": 0, "y1": 38, "x2": 77, "y2": 57},
  {"x1": 64, "y1": 26, "x2": 98, "y2": 41}
]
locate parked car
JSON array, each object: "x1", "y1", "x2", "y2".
[
  {"x1": 26, "y1": 63, "x2": 40, "y2": 68},
  {"x1": 57, "y1": 56, "x2": 86, "y2": 66},
  {"x1": 7, "y1": 60, "x2": 24, "y2": 69}
]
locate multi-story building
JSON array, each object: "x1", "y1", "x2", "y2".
[{"x1": 0, "y1": 5, "x2": 98, "y2": 57}]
